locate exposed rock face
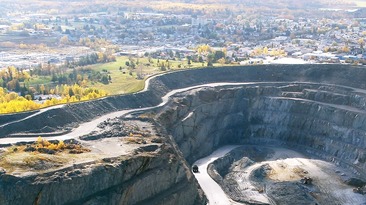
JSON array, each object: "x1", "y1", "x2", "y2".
[
  {"x1": 157, "y1": 83, "x2": 366, "y2": 176},
  {"x1": 0, "y1": 144, "x2": 205, "y2": 205},
  {"x1": 3, "y1": 64, "x2": 366, "y2": 138},
  {"x1": 2, "y1": 65, "x2": 366, "y2": 204}
]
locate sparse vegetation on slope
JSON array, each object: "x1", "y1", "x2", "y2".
[
  {"x1": 0, "y1": 137, "x2": 92, "y2": 173},
  {"x1": 0, "y1": 85, "x2": 108, "y2": 114}
]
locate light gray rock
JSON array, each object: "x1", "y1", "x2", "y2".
[
  {"x1": 0, "y1": 145, "x2": 206, "y2": 205},
  {"x1": 3, "y1": 65, "x2": 366, "y2": 204},
  {"x1": 158, "y1": 84, "x2": 366, "y2": 176}
]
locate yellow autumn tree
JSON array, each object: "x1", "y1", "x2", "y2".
[
  {"x1": 0, "y1": 84, "x2": 108, "y2": 114},
  {"x1": 197, "y1": 44, "x2": 212, "y2": 55},
  {"x1": 218, "y1": 58, "x2": 226, "y2": 65}
]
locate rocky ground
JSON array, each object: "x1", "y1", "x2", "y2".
[
  {"x1": 0, "y1": 117, "x2": 163, "y2": 176},
  {"x1": 0, "y1": 115, "x2": 207, "y2": 205},
  {"x1": 208, "y1": 146, "x2": 366, "y2": 205},
  {"x1": 80, "y1": 118, "x2": 165, "y2": 158},
  {"x1": 2, "y1": 65, "x2": 366, "y2": 204}
]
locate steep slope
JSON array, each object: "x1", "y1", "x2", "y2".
[{"x1": 1, "y1": 65, "x2": 366, "y2": 204}]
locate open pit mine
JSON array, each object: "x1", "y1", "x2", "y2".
[{"x1": 0, "y1": 65, "x2": 366, "y2": 205}]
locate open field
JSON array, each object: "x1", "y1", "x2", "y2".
[
  {"x1": 27, "y1": 76, "x2": 52, "y2": 86},
  {"x1": 87, "y1": 56, "x2": 206, "y2": 94}
]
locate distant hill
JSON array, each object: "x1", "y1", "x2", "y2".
[
  {"x1": 124, "y1": 0, "x2": 357, "y2": 9},
  {"x1": 193, "y1": 0, "x2": 350, "y2": 9},
  {"x1": 2, "y1": 0, "x2": 359, "y2": 15}
]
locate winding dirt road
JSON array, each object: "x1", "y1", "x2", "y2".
[
  {"x1": 194, "y1": 146, "x2": 366, "y2": 205},
  {"x1": 0, "y1": 82, "x2": 293, "y2": 145},
  {"x1": 1, "y1": 80, "x2": 361, "y2": 145},
  {"x1": 1, "y1": 71, "x2": 366, "y2": 204},
  {"x1": 0, "y1": 79, "x2": 365, "y2": 145},
  {"x1": 193, "y1": 145, "x2": 242, "y2": 205}
]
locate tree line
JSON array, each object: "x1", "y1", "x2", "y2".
[{"x1": 0, "y1": 84, "x2": 107, "y2": 114}]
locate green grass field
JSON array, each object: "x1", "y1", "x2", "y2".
[
  {"x1": 26, "y1": 56, "x2": 233, "y2": 96},
  {"x1": 87, "y1": 56, "x2": 205, "y2": 95},
  {"x1": 27, "y1": 76, "x2": 52, "y2": 86}
]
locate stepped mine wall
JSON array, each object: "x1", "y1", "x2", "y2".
[
  {"x1": 1, "y1": 65, "x2": 366, "y2": 205},
  {"x1": 2, "y1": 64, "x2": 366, "y2": 138},
  {"x1": 156, "y1": 83, "x2": 366, "y2": 178}
]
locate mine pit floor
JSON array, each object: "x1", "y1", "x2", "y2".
[{"x1": 198, "y1": 146, "x2": 366, "y2": 205}]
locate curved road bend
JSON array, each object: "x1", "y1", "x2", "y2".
[
  {"x1": 193, "y1": 145, "x2": 242, "y2": 205},
  {"x1": 1, "y1": 80, "x2": 364, "y2": 145},
  {"x1": 0, "y1": 82, "x2": 292, "y2": 145}
]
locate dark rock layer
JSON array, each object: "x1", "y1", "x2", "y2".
[
  {"x1": 157, "y1": 83, "x2": 366, "y2": 177},
  {"x1": 1, "y1": 65, "x2": 366, "y2": 204}
]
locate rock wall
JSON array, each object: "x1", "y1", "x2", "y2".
[
  {"x1": 0, "y1": 144, "x2": 206, "y2": 205},
  {"x1": 156, "y1": 83, "x2": 366, "y2": 177},
  {"x1": 2, "y1": 65, "x2": 366, "y2": 204},
  {"x1": 0, "y1": 90, "x2": 163, "y2": 137},
  {"x1": 3, "y1": 64, "x2": 366, "y2": 137}
]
